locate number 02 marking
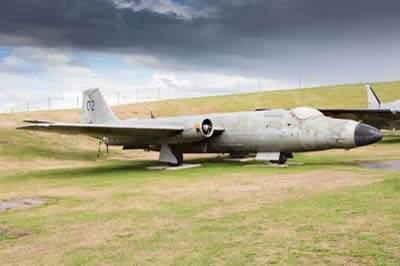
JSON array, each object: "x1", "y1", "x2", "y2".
[{"x1": 87, "y1": 100, "x2": 95, "y2": 111}]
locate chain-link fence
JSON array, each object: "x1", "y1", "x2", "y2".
[
  {"x1": 1, "y1": 76, "x2": 328, "y2": 113},
  {"x1": 0, "y1": 81, "x2": 297, "y2": 113},
  {"x1": 0, "y1": 86, "x2": 202, "y2": 113}
]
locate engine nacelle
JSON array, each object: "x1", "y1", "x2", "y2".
[{"x1": 172, "y1": 118, "x2": 215, "y2": 143}]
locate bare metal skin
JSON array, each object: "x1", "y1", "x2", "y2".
[{"x1": 18, "y1": 89, "x2": 382, "y2": 165}]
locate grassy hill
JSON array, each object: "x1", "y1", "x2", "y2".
[{"x1": 115, "y1": 80, "x2": 400, "y2": 118}]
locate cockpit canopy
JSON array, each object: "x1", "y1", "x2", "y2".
[{"x1": 291, "y1": 107, "x2": 324, "y2": 120}]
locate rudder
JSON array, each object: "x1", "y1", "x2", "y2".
[
  {"x1": 366, "y1": 84, "x2": 381, "y2": 109},
  {"x1": 81, "y1": 89, "x2": 119, "y2": 124}
]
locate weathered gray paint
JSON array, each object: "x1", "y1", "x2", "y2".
[{"x1": 135, "y1": 108, "x2": 359, "y2": 154}]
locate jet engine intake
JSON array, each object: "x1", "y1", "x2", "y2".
[
  {"x1": 170, "y1": 118, "x2": 215, "y2": 144},
  {"x1": 200, "y1": 118, "x2": 214, "y2": 137}
]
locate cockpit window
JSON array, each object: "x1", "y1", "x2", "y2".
[{"x1": 291, "y1": 107, "x2": 323, "y2": 120}]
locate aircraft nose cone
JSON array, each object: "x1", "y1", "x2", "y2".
[{"x1": 354, "y1": 123, "x2": 383, "y2": 146}]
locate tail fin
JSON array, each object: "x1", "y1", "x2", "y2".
[
  {"x1": 81, "y1": 89, "x2": 119, "y2": 124},
  {"x1": 366, "y1": 84, "x2": 381, "y2": 109}
]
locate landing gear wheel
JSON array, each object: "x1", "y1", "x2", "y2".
[
  {"x1": 167, "y1": 151, "x2": 183, "y2": 166},
  {"x1": 270, "y1": 154, "x2": 288, "y2": 165}
]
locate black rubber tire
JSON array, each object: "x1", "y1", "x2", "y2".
[{"x1": 270, "y1": 154, "x2": 287, "y2": 165}]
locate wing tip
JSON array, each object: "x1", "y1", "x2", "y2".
[
  {"x1": 22, "y1": 120, "x2": 55, "y2": 124},
  {"x1": 16, "y1": 125, "x2": 30, "y2": 130}
]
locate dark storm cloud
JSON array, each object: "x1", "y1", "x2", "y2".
[{"x1": 0, "y1": 0, "x2": 400, "y2": 80}]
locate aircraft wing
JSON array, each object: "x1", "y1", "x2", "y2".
[
  {"x1": 319, "y1": 109, "x2": 400, "y2": 130},
  {"x1": 17, "y1": 122, "x2": 184, "y2": 139}
]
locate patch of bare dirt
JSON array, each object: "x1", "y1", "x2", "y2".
[
  {"x1": 0, "y1": 198, "x2": 53, "y2": 212},
  {"x1": 0, "y1": 224, "x2": 30, "y2": 239},
  {"x1": 147, "y1": 170, "x2": 378, "y2": 217},
  {"x1": 41, "y1": 187, "x2": 112, "y2": 199},
  {"x1": 0, "y1": 159, "x2": 93, "y2": 171},
  {"x1": 106, "y1": 150, "x2": 158, "y2": 160},
  {"x1": 155, "y1": 170, "x2": 376, "y2": 201}
]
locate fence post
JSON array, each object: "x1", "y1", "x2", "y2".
[
  {"x1": 26, "y1": 101, "x2": 29, "y2": 112},
  {"x1": 158, "y1": 87, "x2": 161, "y2": 100},
  {"x1": 77, "y1": 96, "x2": 79, "y2": 109},
  {"x1": 136, "y1": 88, "x2": 139, "y2": 103},
  {"x1": 48, "y1": 97, "x2": 51, "y2": 111},
  {"x1": 299, "y1": 75, "x2": 302, "y2": 89}
]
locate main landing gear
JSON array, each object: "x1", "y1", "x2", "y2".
[
  {"x1": 168, "y1": 151, "x2": 183, "y2": 166},
  {"x1": 159, "y1": 144, "x2": 184, "y2": 166},
  {"x1": 270, "y1": 153, "x2": 293, "y2": 165}
]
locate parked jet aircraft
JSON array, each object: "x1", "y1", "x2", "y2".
[
  {"x1": 320, "y1": 84, "x2": 400, "y2": 130},
  {"x1": 18, "y1": 89, "x2": 382, "y2": 165}
]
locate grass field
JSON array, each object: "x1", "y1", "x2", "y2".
[{"x1": 1, "y1": 81, "x2": 400, "y2": 265}]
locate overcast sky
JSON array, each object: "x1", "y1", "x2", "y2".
[{"x1": 1, "y1": 0, "x2": 400, "y2": 107}]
